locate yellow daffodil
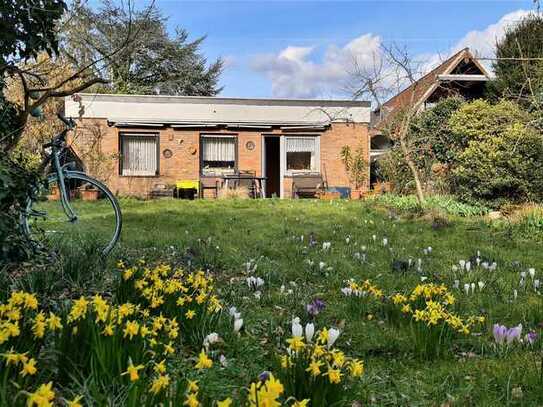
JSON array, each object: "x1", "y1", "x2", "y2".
[
  {"x1": 217, "y1": 398, "x2": 233, "y2": 407},
  {"x1": 123, "y1": 320, "x2": 140, "y2": 339},
  {"x1": 185, "y1": 310, "x2": 196, "y2": 319},
  {"x1": 150, "y1": 374, "x2": 170, "y2": 394},
  {"x1": 184, "y1": 392, "x2": 200, "y2": 407},
  {"x1": 195, "y1": 350, "x2": 213, "y2": 369},
  {"x1": 306, "y1": 360, "x2": 323, "y2": 376},
  {"x1": 26, "y1": 382, "x2": 55, "y2": 407},
  {"x1": 187, "y1": 380, "x2": 199, "y2": 393},
  {"x1": 66, "y1": 395, "x2": 84, "y2": 407},
  {"x1": 122, "y1": 361, "x2": 145, "y2": 382},
  {"x1": 286, "y1": 336, "x2": 305, "y2": 352},
  {"x1": 21, "y1": 358, "x2": 38, "y2": 377},
  {"x1": 325, "y1": 368, "x2": 342, "y2": 384},
  {"x1": 349, "y1": 359, "x2": 364, "y2": 377}
]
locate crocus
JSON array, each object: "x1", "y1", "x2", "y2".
[
  {"x1": 306, "y1": 298, "x2": 326, "y2": 317},
  {"x1": 305, "y1": 323, "x2": 315, "y2": 342},
  {"x1": 478, "y1": 281, "x2": 485, "y2": 291},
  {"x1": 493, "y1": 324, "x2": 507, "y2": 344},
  {"x1": 464, "y1": 284, "x2": 470, "y2": 295},
  {"x1": 327, "y1": 328, "x2": 340, "y2": 349},
  {"x1": 383, "y1": 238, "x2": 388, "y2": 246},
  {"x1": 525, "y1": 331, "x2": 538, "y2": 345},
  {"x1": 466, "y1": 261, "x2": 471, "y2": 272},
  {"x1": 292, "y1": 318, "x2": 303, "y2": 337},
  {"x1": 535, "y1": 280, "x2": 541, "y2": 290},
  {"x1": 506, "y1": 325, "x2": 522, "y2": 344},
  {"x1": 233, "y1": 318, "x2": 243, "y2": 333},
  {"x1": 529, "y1": 268, "x2": 536, "y2": 279},
  {"x1": 322, "y1": 242, "x2": 331, "y2": 251}
]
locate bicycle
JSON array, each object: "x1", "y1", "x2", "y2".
[{"x1": 21, "y1": 114, "x2": 122, "y2": 256}]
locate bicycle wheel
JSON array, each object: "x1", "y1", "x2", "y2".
[{"x1": 22, "y1": 172, "x2": 122, "y2": 256}]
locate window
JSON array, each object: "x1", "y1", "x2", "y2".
[
  {"x1": 120, "y1": 133, "x2": 159, "y2": 176},
  {"x1": 201, "y1": 135, "x2": 237, "y2": 175},
  {"x1": 286, "y1": 137, "x2": 319, "y2": 173}
]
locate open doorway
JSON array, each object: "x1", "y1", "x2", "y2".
[{"x1": 264, "y1": 136, "x2": 280, "y2": 198}]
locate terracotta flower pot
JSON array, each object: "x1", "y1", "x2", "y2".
[
  {"x1": 47, "y1": 185, "x2": 61, "y2": 201},
  {"x1": 81, "y1": 189, "x2": 100, "y2": 201},
  {"x1": 351, "y1": 189, "x2": 365, "y2": 200}
]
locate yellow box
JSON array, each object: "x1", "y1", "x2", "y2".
[{"x1": 176, "y1": 180, "x2": 199, "y2": 189}]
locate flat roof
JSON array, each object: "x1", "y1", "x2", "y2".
[
  {"x1": 66, "y1": 93, "x2": 371, "y2": 125},
  {"x1": 73, "y1": 93, "x2": 370, "y2": 107}
]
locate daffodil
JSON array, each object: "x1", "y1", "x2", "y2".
[
  {"x1": 21, "y1": 358, "x2": 38, "y2": 377},
  {"x1": 26, "y1": 382, "x2": 55, "y2": 407},
  {"x1": 195, "y1": 350, "x2": 213, "y2": 369},
  {"x1": 66, "y1": 395, "x2": 84, "y2": 407},
  {"x1": 187, "y1": 380, "x2": 199, "y2": 393},
  {"x1": 349, "y1": 359, "x2": 364, "y2": 377},
  {"x1": 286, "y1": 336, "x2": 305, "y2": 352},
  {"x1": 217, "y1": 398, "x2": 233, "y2": 407},
  {"x1": 122, "y1": 360, "x2": 145, "y2": 382},
  {"x1": 150, "y1": 374, "x2": 170, "y2": 394},
  {"x1": 184, "y1": 392, "x2": 200, "y2": 407},
  {"x1": 185, "y1": 310, "x2": 196, "y2": 319},
  {"x1": 306, "y1": 360, "x2": 323, "y2": 376},
  {"x1": 325, "y1": 368, "x2": 342, "y2": 384}
]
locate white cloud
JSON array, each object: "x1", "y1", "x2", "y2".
[
  {"x1": 250, "y1": 9, "x2": 532, "y2": 99},
  {"x1": 251, "y1": 34, "x2": 381, "y2": 98}
]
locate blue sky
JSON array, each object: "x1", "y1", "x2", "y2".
[{"x1": 157, "y1": 1, "x2": 534, "y2": 98}]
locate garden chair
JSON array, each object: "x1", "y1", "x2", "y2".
[
  {"x1": 292, "y1": 175, "x2": 327, "y2": 199},
  {"x1": 199, "y1": 178, "x2": 221, "y2": 199}
]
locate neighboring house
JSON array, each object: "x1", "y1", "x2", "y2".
[
  {"x1": 371, "y1": 47, "x2": 491, "y2": 162},
  {"x1": 65, "y1": 94, "x2": 371, "y2": 198}
]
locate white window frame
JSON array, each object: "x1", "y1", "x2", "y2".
[
  {"x1": 283, "y1": 135, "x2": 320, "y2": 177},
  {"x1": 120, "y1": 132, "x2": 159, "y2": 177},
  {"x1": 200, "y1": 134, "x2": 238, "y2": 176}
]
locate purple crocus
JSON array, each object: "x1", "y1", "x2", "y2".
[
  {"x1": 258, "y1": 371, "x2": 270, "y2": 382},
  {"x1": 493, "y1": 323, "x2": 523, "y2": 345},
  {"x1": 525, "y1": 331, "x2": 538, "y2": 345},
  {"x1": 493, "y1": 324, "x2": 507, "y2": 345},
  {"x1": 306, "y1": 298, "x2": 326, "y2": 317},
  {"x1": 506, "y1": 325, "x2": 523, "y2": 344}
]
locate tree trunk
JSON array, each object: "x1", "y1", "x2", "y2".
[{"x1": 400, "y1": 138, "x2": 425, "y2": 205}]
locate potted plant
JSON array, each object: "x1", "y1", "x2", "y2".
[
  {"x1": 340, "y1": 145, "x2": 368, "y2": 199},
  {"x1": 80, "y1": 184, "x2": 100, "y2": 201}
]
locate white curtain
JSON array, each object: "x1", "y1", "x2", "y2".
[
  {"x1": 122, "y1": 135, "x2": 157, "y2": 176},
  {"x1": 286, "y1": 137, "x2": 317, "y2": 170},
  {"x1": 286, "y1": 137, "x2": 316, "y2": 153},
  {"x1": 202, "y1": 136, "x2": 236, "y2": 162}
]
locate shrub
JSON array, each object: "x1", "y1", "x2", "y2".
[
  {"x1": 450, "y1": 100, "x2": 543, "y2": 206},
  {"x1": 379, "y1": 97, "x2": 464, "y2": 195},
  {"x1": 0, "y1": 154, "x2": 41, "y2": 263}
]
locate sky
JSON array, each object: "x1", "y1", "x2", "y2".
[{"x1": 156, "y1": 0, "x2": 536, "y2": 99}]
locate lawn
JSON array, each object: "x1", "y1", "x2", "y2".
[{"x1": 5, "y1": 198, "x2": 543, "y2": 406}]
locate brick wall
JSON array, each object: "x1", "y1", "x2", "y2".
[{"x1": 73, "y1": 119, "x2": 369, "y2": 198}]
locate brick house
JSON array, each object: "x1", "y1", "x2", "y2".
[{"x1": 65, "y1": 94, "x2": 371, "y2": 198}]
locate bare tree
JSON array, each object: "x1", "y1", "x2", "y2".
[
  {"x1": 1, "y1": 0, "x2": 154, "y2": 153},
  {"x1": 349, "y1": 43, "x2": 427, "y2": 204}
]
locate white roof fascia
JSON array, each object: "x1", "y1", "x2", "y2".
[{"x1": 66, "y1": 93, "x2": 371, "y2": 124}]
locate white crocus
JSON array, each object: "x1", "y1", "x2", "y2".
[
  {"x1": 292, "y1": 319, "x2": 303, "y2": 337},
  {"x1": 513, "y1": 289, "x2": 518, "y2": 300},
  {"x1": 327, "y1": 328, "x2": 340, "y2": 349},
  {"x1": 464, "y1": 283, "x2": 470, "y2": 295},
  {"x1": 478, "y1": 281, "x2": 485, "y2": 291},
  {"x1": 535, "y1": 279, "x2": 541, "y2": 290},
  {"x1": 470, "y1": 282, "x2": 476, "y2": 293},
  {"x1": 305, "y1": 323, "x2": 315, "y2": 342},
  {"x1": 528, "y1": 268, "x2": 536, "y2": 279},
  {"x1": 233, "y1": 318, "x2": 243, "y2": 333},
  {"x1": 459, "y1": 260, "x2": 466, "y2": 270},
  {"x1": 341, "y1": 287, "x2": 353, "y2": 296},
  {"x1": 228, "y1": 306, "x2": 238, "y2": 317},
  {"x1": 322, "y1": 242, "x2": 331, "y2": 251},
  {"x1": 203, "y1": 332, "x2": 220, "y2": 349},
  {"x1": 466, "y1": 262, "x2": 471, "y2": 272},
  {"x1": 383, "y1": 238, "x2": 388, "y2": 246},
  {"x1": 453, "y1": 280, "x2": 460, "y2": 289},
  {"x1": 319, "y1": 262, "x2": 326, "y2": 270}
]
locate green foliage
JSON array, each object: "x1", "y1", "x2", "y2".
[
  {"x1": 340, "y1": 145, "x2": 368, "y2": 189},
  {"x1": 63, "y1": 1, "x2": 223, "y2": 96},
  {"x1": 379, "y1": 97, "x2": 464, "y2": 195},
  {"x1": 488, "y1": 13, "x2": 543, "y2": 106},
  {"x1": 369, "y1": 193, "x2": 489, "y2": 217},
  {"x1": 0, "y1": 0, "x2": 66, "y2": 63},
  {"x1": 0, "y1": 153, "x2": 40, "y2": 263},
  {"x1": 449, "y1": 100, "x2": 543, "y2": 206}
]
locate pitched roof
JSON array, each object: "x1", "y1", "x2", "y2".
[{"x1": 376, "y1": 48, "x2": 490, "y2": 119}]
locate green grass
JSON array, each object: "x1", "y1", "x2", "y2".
[{"x1": 23, "y1": 198, "x2": 543, "y2": 405}]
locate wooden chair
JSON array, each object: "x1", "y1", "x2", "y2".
[
  {"x1": 199, "y1": 178, "x2": 221, "y2": 199},
  {"x1": 292, "y1": 175, "x2": 327, "y2": 199}
]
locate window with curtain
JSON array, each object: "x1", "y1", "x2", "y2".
[
  {"x1": 286, "y1": 137, "x2": 318, "y2": 172},
  {"x1": 201, "y1": 135, "x2": 237, "y2": 175},
  {"x1": 120, "y1": 133, "x2": 158, "y2": 176}
]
